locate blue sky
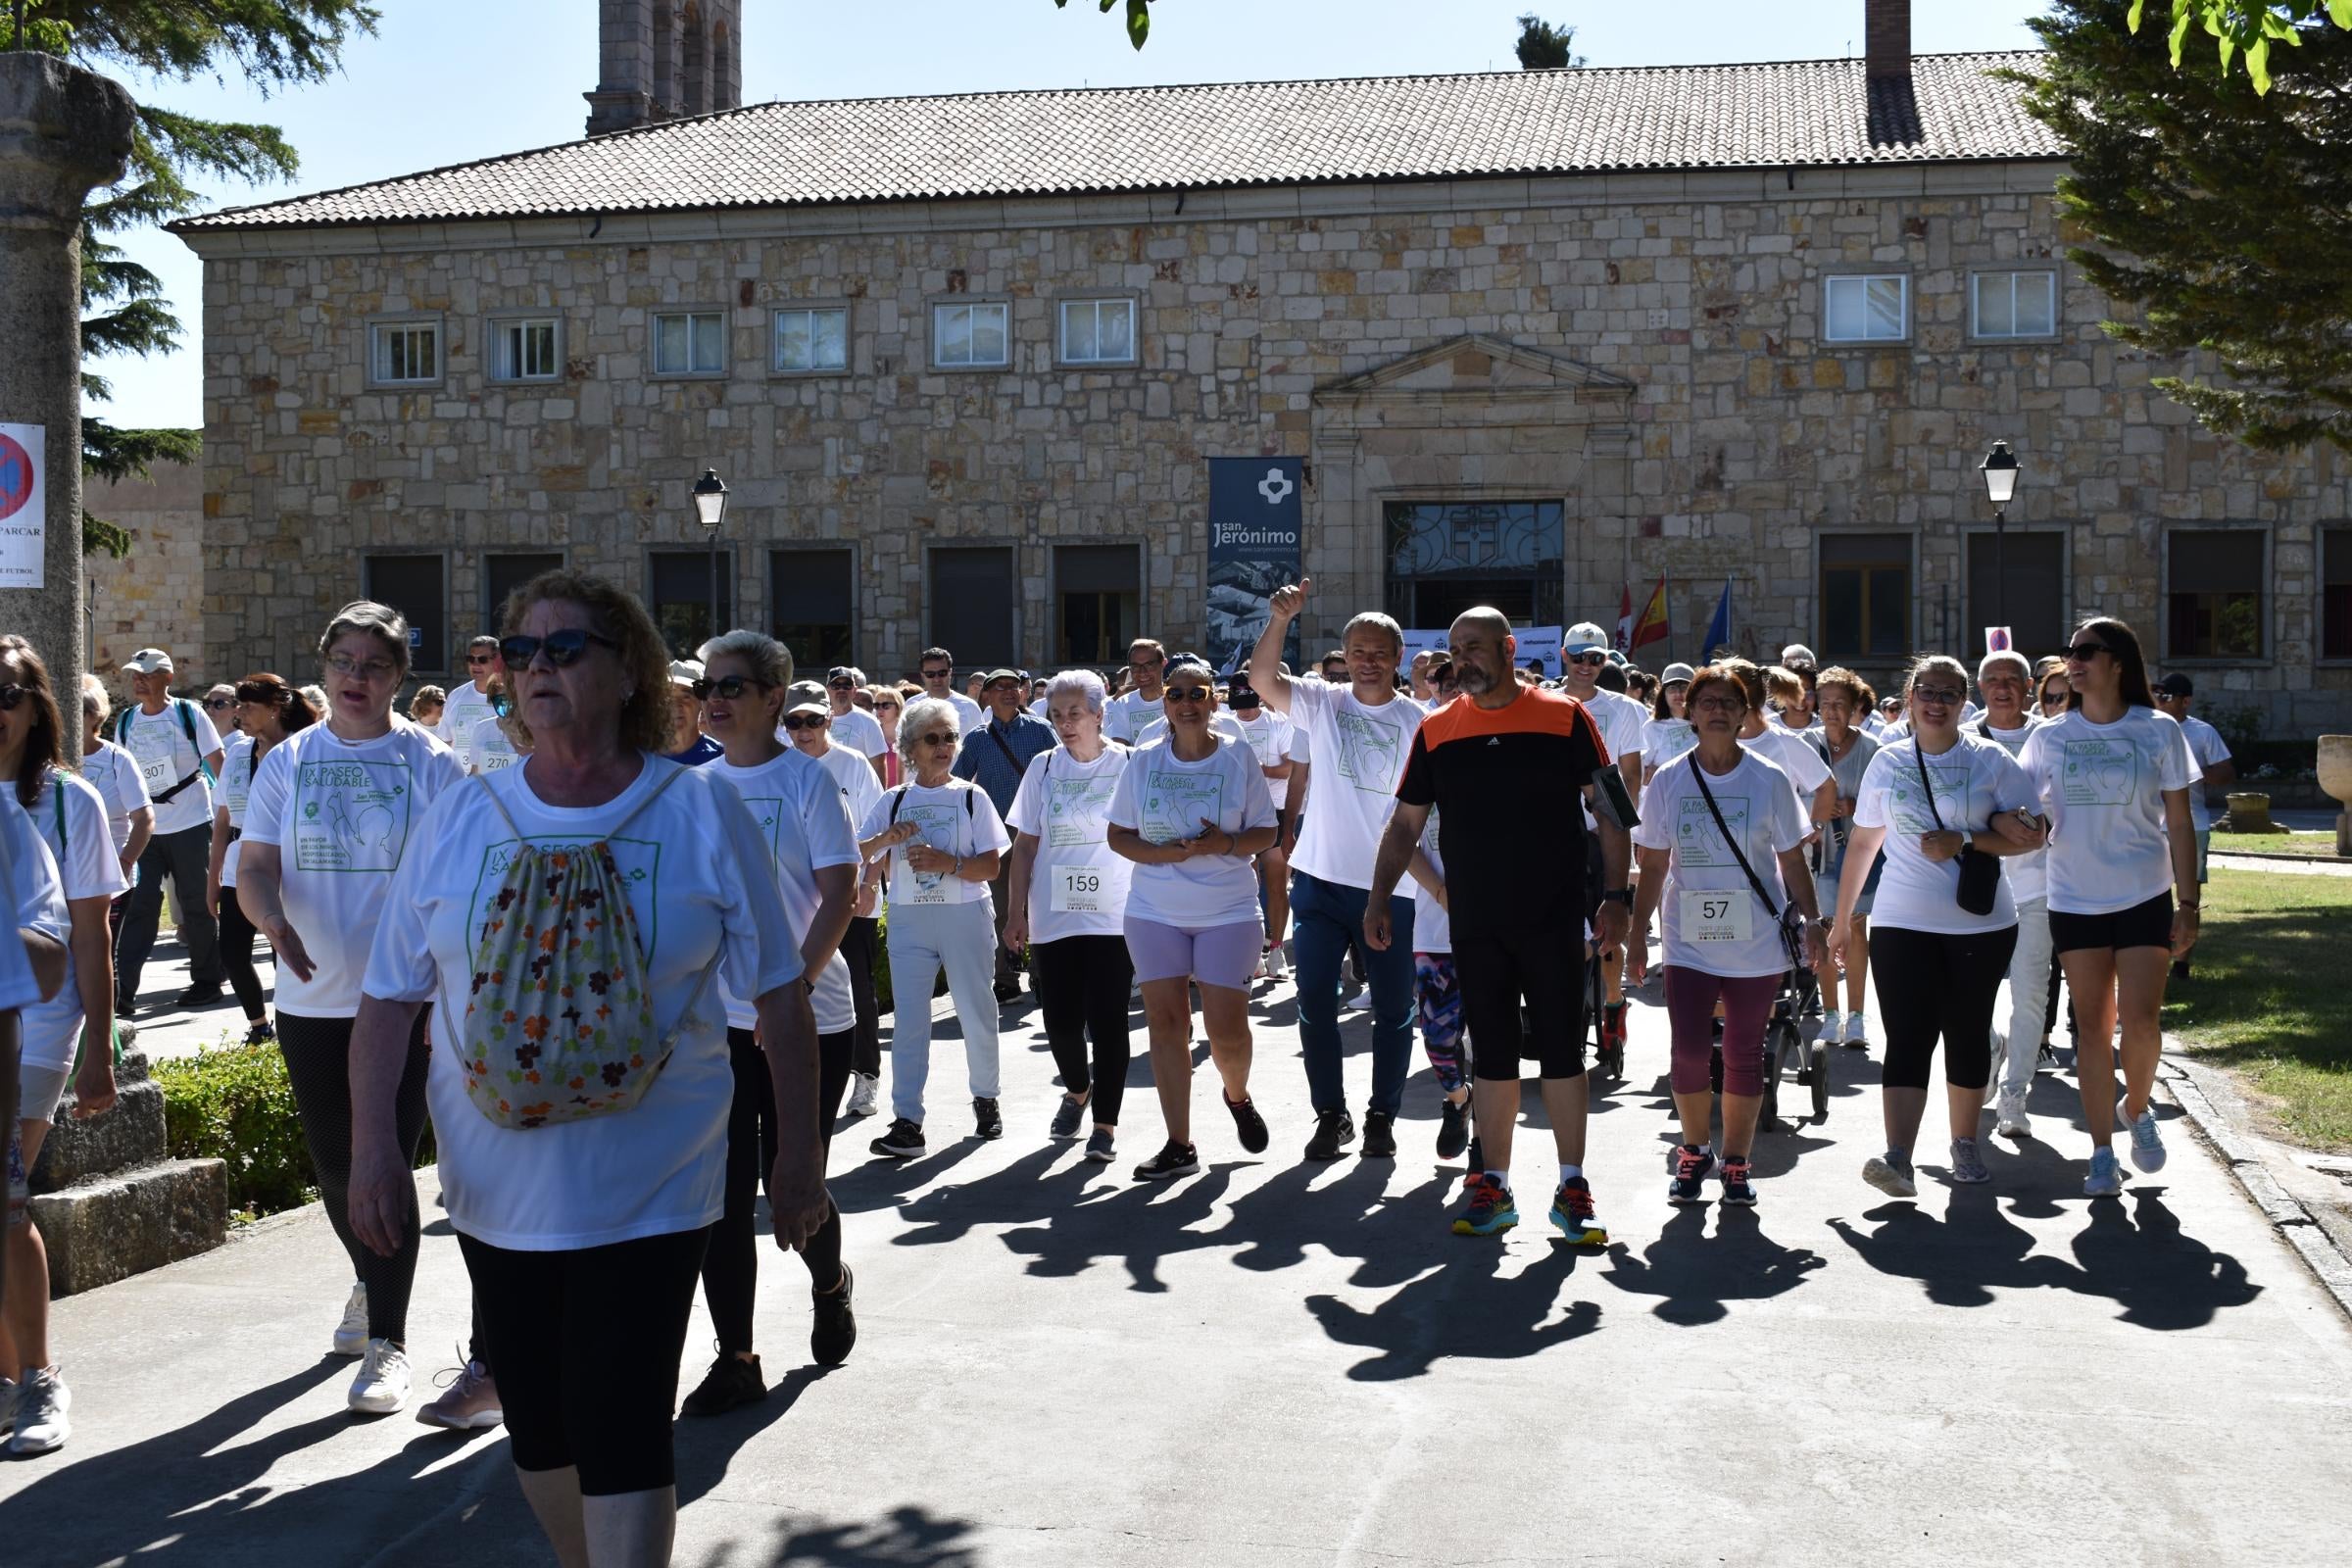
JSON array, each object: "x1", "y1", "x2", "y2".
[{"x1": 100, "y1": 0, "x2": 2051, "y2": 429}]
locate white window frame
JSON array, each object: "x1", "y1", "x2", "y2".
[
  {"x1": 931, "y1": 300, "x2": 1011, "y2": 369},
  {"x1": 1821, "y1": 273, "x2": 1910, "y2": 345},
  {"x1": 770, "y1": 305, "x2": 850, "y2": 375},
  {"x1": 1056, "y1": 297, "x2": 1138, "y2": 367},
  {"x1": 1969, "y1": 269, "x2": 2060, "y2": 342},
  {"x1": 652, "y1": 309, "x2": 727, "y2": 377},
  {"x1": 487, "y1": 314, "x2": 564, "y2": 383},
  {"x1": 367, "y1": 317, "x2": 442, "y2": 387}
]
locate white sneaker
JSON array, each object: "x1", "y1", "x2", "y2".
[
  {"x1": 349, "y1": 1340, "x2": 412, "y2": 1415},
  {"x1": 1995, "y1": 1089, "x2": 2030, "y2": 1140},
  {"x1": 1251, "y1": 953, "x2": 1268, "y2": 982},
  {"x1": 1842, "y1": 1011, "x2": 1870, "y2": 1046},
  {"x1": 1820, "y1": 1008, "x2": 1844, "y2": 1041},
  {"x1": 9, "y1": 1366, "x2": 71, "y2": 1454},
  {"x1": 2119, "y1": 1096, "x2": 2168, "y2": 1173},
  {"x1": 1346, "y1": 985, "x2": 1373, "y2": 1011},
  {"x1": 845, "y1": 1073, "x2": 879, "y2": 1118},
  {"x1": 1264, "y1": 945, "x2": 1288, "y2": 979},
  {"x1": 333, "y1": 1281, "x2": 368, "y2": 1357},
  {"x1": 0, "y1": 1376, "x2": 18, "y2": 1438}
]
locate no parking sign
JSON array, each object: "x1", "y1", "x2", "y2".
[{"x1": 0, "y1": 423, "x2": 45, "y2": 591}]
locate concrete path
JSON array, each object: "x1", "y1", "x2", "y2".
[{"x1": 10, "y1": 948, "x2": 2352, "y2": 1567}]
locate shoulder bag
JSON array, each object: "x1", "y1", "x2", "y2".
[
  {"x1": 1690, "y1": 761, "x2": 1809, "y2": 972},
  {"x1": 1911, "y1": 741, "x2": 2001, "y2": 917}
]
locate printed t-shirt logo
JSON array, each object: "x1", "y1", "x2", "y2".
[
  {"x1": 2061, "y1": 738, "x2": 2137, "y2": 806},
  {"x1": 291, "y1": 757, "x2": 415, "y2": 872},
  {"x1": 1334, "y1": 708, "x2": 1406, "y2": 792},
  {"x1": 1887, "y1": 760, "x2": 1969, "y2": 835},
  {"x1": 1142, "y1": 766, "x2": 1225, "y2": 845},
  {"x1": 1046, "y1": 774, "x2": 1115, "y2": 848}
]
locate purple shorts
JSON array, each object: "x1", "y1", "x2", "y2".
[{"x1": 1124, "y1": 915, "x2": 1264, "y2": 991}]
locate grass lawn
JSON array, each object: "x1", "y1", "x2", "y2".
[
  {"x1": 2166, "y1": 865, "x2": 2352, "y2": 1152},
  {"x1": 2207, "y1": 831, "x2": 2343, "y2": 860}
]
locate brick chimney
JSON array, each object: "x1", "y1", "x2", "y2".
[{"x1": 1865, "y1": 0, "x2": 1912, "y2": 80}]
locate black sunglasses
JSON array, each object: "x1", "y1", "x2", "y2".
[
  {"x1": 0, "y1": 683, "x2": 27, "y2": 711},
  {"x1": 203, "y1": 696, "x2": 234, "y2": 710},
  {"x1": 783, "y1": 713, "x2": 829, "y2": 731},
  {"x1": 690, "y1": 675, "x2": 767, "y2": 701},
  {"x1": 466, "y1": 654, "x2": 496, "y2": 666},
  {"x1": 1567, "y1": 653, "x2": 1608, "y2": 666},
  {"x1": 2065, "y1": 641, "x2": 2112, "y2": 662},
  {"x1": 500, "y1": 630, "x2": 617, "y2": 668},
  {"x1": 920, "y1": 667, "x2": 952, "y2": 680},
  {"x1": 911, "y1": 730, "x2": 957, "y2": 746}
]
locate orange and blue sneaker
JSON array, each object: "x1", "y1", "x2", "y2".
[
  {"x1": 1668, "y1": 1144, "x2": 1715, "y2": 1205},
  {"x1": 1548, "y1": 1176, "x2": 1607, "y2": 1245},
  {"x1": 1452, "y1": 1174, "x2": 1519, "y2": 1237}
]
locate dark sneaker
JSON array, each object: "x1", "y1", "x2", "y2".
[
  {"x1": 1360, "y1": 1109, "x2": 1397, "y2": 1158},
  {"x1": 1548, "y1": 1176, "x2": 1607, "y2": 1245},
  {"x1": 244, "y1": 1017, "x2": 275, "y2": 1046},
  {"x1": 1668, "y1": 1144, "x2": 1716, "y2": 1205},
  {"x1": 1083, "y1": 1128, "x2": 1116, "y2": 1164},
  {"x1": 1050, "y1": 1096, "x2": 1085, "y2": 1140},
  {"x1": 679, "y1": 1351, "x2": 766, "y2": 1417},
  {"x1": 1134, "y1": 1141, "x2": 1200, "y2": 1182},
  {"x1": 1436, "y1": 1098, "x2": 1470, "y2": 1161},
  {"x1": 1719, "y1": 1155, "x2": 1757, "y2": 1207},
  {"x1": 994, "y1": 981, "x2": 1022, "y2": 1006},
  {"x1": 1224, "y1": 1093, "x2": 1269, "y2": 1154},
  {"x1": 1304, "y1": 1110, "x2": 1356, "y2": 1161},
  {"x1": 973, "y1": 1098, "x2": 1004, "y2": 1140},
  {"x1": 869, "y1": 1118, "x2": 926, "y2": 1159},
  {"x1": 114, "y1": 996, "x2": 136, "y2": 1022},
  {"x1": 1452, "y1": 1174, "x2": 1519, "y2": 1236},
  {"x1": 810, "y1": 1264, "x2": 856, "y2": 1367},
  {"x1": 1466, "y1": 1135, "x2": 1485, "y2": 1177},
  {"x1": 174, "y1": 983, "x2": 223, "y2": 1007}
]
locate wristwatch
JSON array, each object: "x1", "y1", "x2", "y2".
[{"x1": 1600, "y1": 888, "x2": 1634, "y2": 906}]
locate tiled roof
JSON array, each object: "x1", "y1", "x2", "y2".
[{"x1": 175, "y1": 53, "x2": 2057, "y2": 232}]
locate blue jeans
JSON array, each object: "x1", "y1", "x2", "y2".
[{"x1": 1291, "y1": 870, "x2": 1416, "y2": 1117}]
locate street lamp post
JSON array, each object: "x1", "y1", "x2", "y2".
[
  {"x1": 1979, "y1": 440, "x2": 2020, "y2": 632},
  {"x1": 693, "y1": 467, "x2": 729, "y2": 647}
]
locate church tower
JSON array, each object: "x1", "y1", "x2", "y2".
[{"x1": 585, "y1": 0, "x2": 743, "y2": 138}]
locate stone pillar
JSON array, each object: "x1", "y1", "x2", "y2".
[{"x1": 0, "y1": 52, "x2": 136, "y2": 694}]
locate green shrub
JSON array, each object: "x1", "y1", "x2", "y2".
[{"x1": 871, "y1": 910, "x2": 891, "y2": 1012}]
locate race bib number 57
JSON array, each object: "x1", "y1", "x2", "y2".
[{"x1": 1680, "y1": 888, "x2": 1754, "y2": 945}]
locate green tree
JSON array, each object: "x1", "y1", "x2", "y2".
[
  {"x1": 1513, "y1": 13, "x2": 1585, "y2": 70},
  {"x1": 1053, "y1": 0, "x2": 1150, "y2": 51},
  {"x1": 9, "y1": 2, "x2": 379, "y2": 555},
  {"x1": 2015, "y1": 0, "x2": 2352, "y2": 452},
  {"x1": 2131, "y1": 1, "x2": 2351, "y2": 92}
]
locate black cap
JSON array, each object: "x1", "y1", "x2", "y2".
[{"x1": 2154, "y1": 673, "x2": 2194, "y2": 697}]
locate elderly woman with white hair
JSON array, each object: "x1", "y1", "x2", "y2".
[
  {"x1": 857, "y1": 697, "x2": 1010, "y2": 1161},
  {"x1": 1003, "y1": 669, "x2": 1136, "y2": 1163}
]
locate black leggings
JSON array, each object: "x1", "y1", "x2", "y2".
[
  {"x1": 1027, "y1": 934, "x2": 1134, "y2": 1125},
  {"x1": 460, "y1": 1226, "x2": 709, "y2": 1495},
  {"x1": 699, "y1": 1025, "x2": 852, "y2": 1356},
  {"x1": 842, "y1": 915, "x2": 883, "y2": 1079},
  {"x1": 277, "y1": 1009, "x2": 430, "y2": 1343},
  {"x1": 215, "y1": 885, "x2": 268, "y2": 1023},
  {"x1": 1869, "y1": 924, "x2": 2019, "y2": 1093}
]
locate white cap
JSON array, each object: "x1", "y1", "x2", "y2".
[
  {"x1": 1661, "y1": 662, "x2": 1696, "y2": 684},
  {"x1": 122, "y1": 647, "x2": 173, "y2": 674},
  {"x1": 667, "y1": 659, "x2": 704, "y2": 687},
  {"x1": 1562, "y1": 621, "x2": 1612, "y2": 655}
]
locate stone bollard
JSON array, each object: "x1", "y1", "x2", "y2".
[
  {"x1": 27, "y1": 1050, "x2": 228, "y2": 1296},
  {"x1": 2321, "y1": 737, "x2": 2352, "y2": 858}
]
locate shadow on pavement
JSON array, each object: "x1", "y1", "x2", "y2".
[
  {"x1": 1600, "y1": 1204, "x2": 1828, "y2": 1325},
  {"x1": 676, "y1": 1364, "x2": 833, "y2": 1510},
  {"x1": 748, "y1": 1502, "x2": 981, "y2": 1566}
]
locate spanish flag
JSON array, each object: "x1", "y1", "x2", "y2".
[{"x1": 1630, "y1": 574, "x2": 1672, "y2": 651}]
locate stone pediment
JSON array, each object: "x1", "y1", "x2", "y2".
[{"x1": 1314, "y1": 334, "x2": 1634, "y2": 409}]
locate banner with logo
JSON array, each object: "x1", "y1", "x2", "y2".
[
  {"x1": 0, "y1": 423, "x2": 45, "y2": 591},
  {"x1": 1400, "y1": 625, "x2": 1563, "y2": 680},
  {"x1": 1206, "y1": 458, "x2": 1302, "y2": 672}
]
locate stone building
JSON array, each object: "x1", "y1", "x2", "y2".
[
  {"x1": 172, "y1": 2, "x2": 2352, "y2": 731},
  {"x1": 83, "y1": 466, "x2": 207, "y2": 681}
]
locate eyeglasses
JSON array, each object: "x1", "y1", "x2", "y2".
[
  {"x1": 920, "y1": 667, "x2": 952, "y2": 680},
  {"x1": 203, "y1": 697, "x2": 234, "y2": 710},
  {"x1": 499, "y1": 630, "x2": 617, "y2": 669},
  {"x1": 0, "y1": 684, "x2": 26, "y2": 711},
  {"x1": 466, "y1": 654, "x2": 495, "y2": 667},
  {"x1": 324, "y1": 653, "x2": 400, "y2": 681},
  {"x1": 1132, "y1": 654, "x2": 1165, "y2": 668},
  {"x1": 912, "y1": 730, "x2": 956, "y2": 747},
  {"x1": 2039, "y1": 688, "x2": 2069, "y2": 706},
  {"x1": 2065, "y1": 641, "x2": 2112, "y2": 662},
  {"x1": 874, "y1": 701, "x2": 901, "y2": 712},
  {"x1": 690, "y1": 675, "x2": 767, "y2": 701},
  {"x1": 1913, "y1": 686, "x2": 1967, "y2": 706},
  {"x1": 783, "y1": 714, "x2": 829, "y2": 731},
  {"x1": 1567, "y1": 653, "x2": 1608, "y2": 667},
  {"x1": 1164, "y1": 685, "x2": 1212, "y2": 704},
  {"x1": 1691, "y1": 696, "x2": 1745, "y2": 714}
]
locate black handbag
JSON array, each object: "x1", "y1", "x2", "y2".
[
  {"x1": 1911, "y1": 742, "x2": 2001, "y2": 917},
  {"x1": 1690, "y1": 761, "x2": 1809, "y2": 972}
]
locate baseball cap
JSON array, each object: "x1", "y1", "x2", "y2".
[
  {"x1": 122, "y1": 647, "x2": 173, "y2": 674},
  {"x1": 980, "y1": 667, "x2": 1022, "y2": 688},
  {"x1": 1779, "y1": 643, "x2": 1818, "y2": 669},
  {"x1": 1228, "y1": 677, "x2": 1261, "y2": 709},
  {"x1": 1661, "y1": 662, "x2": 1696, "y2": 684},
  {"x1": 825, "y1": 666, "x2": 860, "y2": 686},
  {"x1": 785, "y1": 679, "x2": 828, "y2": 710},
  {"x1": 1563, "y1": 622, "x2": 1612, "y2": 656},
  {"x1": 1606, "y1": 649, "x2": 1629, "y2": 667},
  {"x1": 785, "y1": 698, "x2": 829, "y2": 719},
  {"x1": 2154, "y1": 673, "x2": 2194, "y2": 697},
  {"x1": 667, "y1": 659, "x2": 704, "y2": 687}
]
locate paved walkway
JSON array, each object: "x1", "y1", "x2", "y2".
[{"x1": 11, "y1": 942, "x2": 2352, "y2": 1567}]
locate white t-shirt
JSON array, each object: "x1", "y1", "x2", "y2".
[
  {"x1": 243, "y1": 719, "x2": 466, "y2": 1017},
  {"x1": 2178, "y1": 714, "x2": 2232, "y2": 834},
  {"x1": 1005, "y1": 745, "x2": 1134, "y2": 944},
  {"x1": 363, "y1": 759, "x2": 798, "y2": 1251},
  {"x1": 1633, "y1": 751, "x2": 1809, "y2": 979},
  {"x1": 858, "y1": 780, "x2": 1010, "y2": 908},
  {"x1": 1743, "y1": 724, "x2": 1833, "y2": 804},
  {"x1": 1854, "y1": 733, "x2": 2037, "y2": 935},
  {"x1": 708, "y1": 750, "x2": 859, "y2": 1037},
  {"x1": 810, "y1": 743, "x2": 885, "y2": 847},
  {"x1": 1106, "y1": 734, "x2": 1276, "y2": 927},
  {"x1": 1567, "y1": 686, "x2": 1647, "y2": 761},
  {"x1": 1103, "y1": 689, "x2": 1162, "y2": 747},
  {"x1": 1282, "y1": 679, "x2": 1423, "y2": 897},
  {"x1": 19, "y1": 771, "x2": 127, "y2": 1072},
  {"x1": 1638, "y1": 717, "x2": 1698, "y2": 781},
  {"x1": 830, "y1": 704, "x2": 888, "y2": 761},
  {"x1": 78, "y1": 739, "x2": 150, "y2": 858},
  {"x1": 1230, "y1": 710, "x2": 1296, "y2": 808},
  {"x1": 117, "y1": 697, "x2": 220, "y2": 836},
  {"x1": 467, "y1": 715, "x2": 520, "y2": 773},
  {"x1": 434, "y1": 681, "x2": 501, "y2": 770},
  {"x1": 216, "y1": 732, "x2": 258, "y2": 886},
  {"x1": 2017, "y1": 708, "x2": 2199, "y2": 916},
  {"x1": 0, "y1": 803, "x2": 67, "y2": 1015},
  {"x1": 1414, "y1": 811, "x2": 1450, "y2": 955},
  {"x1": 946, "y1": 691, "x2": 988, "y2": 735},
  {"x1": 1976, "y1": 716, "x2": 2047, "y2": 905}
]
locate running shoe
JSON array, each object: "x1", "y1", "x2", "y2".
[
  {"x1": 811, "y1": 1264, "x2": 857, "y2": 1367},
  {"x1": 2084, "y1": 1147, "x2": 2123, "y2": 1198},
  {"x1": 1360, "y1": 1109, "x2": 1397, "y2": 1158},
  {"x1": 1719, "y1": 1155, "x2": 1757, "y2": 1207},
  {"x1": 973, "y1": 1097, "x2": 1004, "y2": 1140},
  {"x1": 1861, "y1": 1153, "x2": 1917, "y2": 1199},
  {"x1": 1304, "y1": 1109, "x2": 1356, "y2": 1160},
  {"x1": 1346, "y1": 985, "x2": 1373, "y2": 1011},
  {"x1": 1843, "y1": 1012, "x2": 1871, "y2": 1048},
  {"x1": 2119, "y1": 1097, "x2": 2167, "y2": 1173},
  {"x1": 1948, "y1": 1138, "x2": 1992, "y2": 1185},
  {"x1": 1995, "y1": 1090, "x2": 2030, "y2": 1140},
  {"x1": 1083, "y1": 1128, "x2": 1116, "y2": 1164},
  {"x1": 1452, "y1": 1174, "x2": 1519, "y2": 1236},
  {"x1": 1820, "y1": 1007, "x2": 1845, "y2": 1042},
  {"x1": 1134, "y1": 1141, "x2": 1200, "y2": 1182},
  {"x1": 844, "y1": 1073, "x2": 879, "y2": 1117},
  {"x1": 1668, "y1": 1144, "x2": 1716, "y2": 1204},
  {"x1": 7, "y1": 1366, "x2": 69, "y2": 1455},
  {"x1": 245, "y1": 1017, "x2": 276, "y2": 1046},
  {"x1": 1224, "y1": 1093, "x2": 1270, "y2": 1154},
  {"x1": 1436, "y1": 1098, "x2": 1470, "y2": 1161},
  {"x1": 416, "y1": 1355, "x2": 503, "y2": 1431},
  {"x1": 174, "y1": 982, "x2": 223, "y2": 1007},
  {"x1": 1548, "y1": 1177, "x2": 1607, "y2": 1245},
  {"x1": 679, "y1": 1351, "x2": 766, "y2": 1417},
  {"x1": 869, "y1": 1118, "x2": 926, "y2": 1159},
  {"x1": 332, "y1": 1281, "x2": 368, "y2": 1358},
  {"x1": 1050, "y1": 1096, "x2": 1085, "y2": 1140},
  {"x1": 1264, "y1": 944, "x2": 1288, "y2": 979},
  {"x1": 348, "y1": 1340, "x2": 411, "y2": 1416}
]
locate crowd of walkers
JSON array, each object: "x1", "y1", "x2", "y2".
[{"x1": 0, "y1": 566, "x2": 2227, "y2": 1566}]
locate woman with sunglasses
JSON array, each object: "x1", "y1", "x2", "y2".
[
  {"x1": 1832, "y1": 655, "x2": 2043, "y2": 1198},
  {"x1": 867, "y1": 687, "x2": 906, "y2": 789},
  {"x1": 2034, "y1": 658, "x2": 2071, "y2": 720},
  {"x1": 1106, "y1": 658, "x2": 1280, "y2": 1181},
  {"x1": 207, "y1": 675, "x2": 318, "y2": 1046},
  {"x1": 857, "y1": 699, "x2": 1010, "y2": 1160},
  {"x1": 2016, "y1": 618, "x2": 2200, "y2": 1198},
  {"x1": 202, "y1": 684, "x2": 240, "y2": 734},
  {"x1": 239, "y1": 602, "x2": 467, "y2": 1413}
]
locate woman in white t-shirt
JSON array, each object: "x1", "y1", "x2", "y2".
[
  {"x1": 2017, "y1": 618, "x2": 2200, "y2": 1199},
  {"x1": 1808, "y1": 667, "x2": 1883, "y2": 1048},
  {"x1": 1226, "y1": 678, "x2": 1296, "y2": 979},
  {"x1": 239, "y1": 604, "x2": 467, "y2": 1416},
  {"x1": 207, "y1": 674, "x2": 316, "y2": 1045},
  {"x1": 1629, "y1": 665, "x2": 1824, "y2": 1209},
  {"x1": 1004, "y1": 669, "x2": 1135, "y2": 1163},
  {"x1": 1832, "y1": 655, "x2": 2044, "y2": 1199},
  {"x1": 1721, "y1": 659, "x2": 1836, "y2": 827},
  {"x1": 1630, "y1": 662, "x2": 1698, "y2": 789},
  {"x1": 1106, "y1": 659, "x2": 1279, "y2": 1182},
  {"x1": 856, "y1": 698, "x2": 1010, "y2": 1163},
  {"x1": 74, "y1": 675, "x2": 152, "y2": 885},
  {"x1": 678, "y1": 630, "x2": 860, "y2": 1420},
  {"x1": 349, "y1": 575, "x2": 821, "y2": 1559}
]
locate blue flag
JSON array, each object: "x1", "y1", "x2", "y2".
[{"x1": 1701, "y1": 578, "x2": 1733, "y2": 662}]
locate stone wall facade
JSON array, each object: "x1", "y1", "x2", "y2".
[
  {"x1": 84, "y1": 466, "x2": 209, "y2": 688},
  {"x1": 183, "y1": 163, "x2": 2351, "y2": 731}
]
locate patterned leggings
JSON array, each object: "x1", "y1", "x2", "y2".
[{"x1": 1413, "y1": 952, "x2": 1468, "y2": 1094}]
